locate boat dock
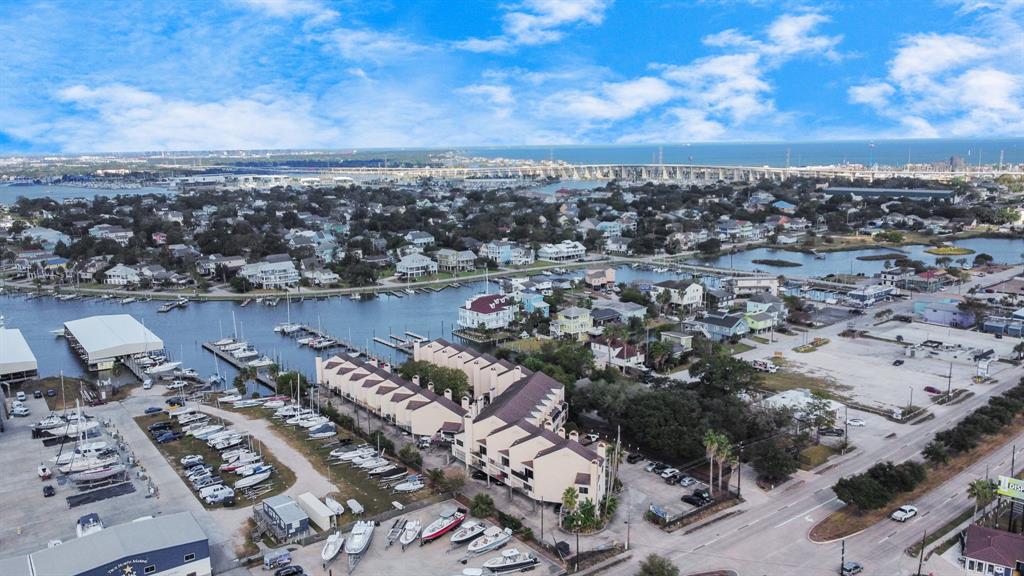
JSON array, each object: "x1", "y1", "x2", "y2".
[
  {"x1": 288, "y1": 325, "x2": 407, "y2": 361},
  {"x1": 201, "y1": 342, "x2": 278, "y2": 391}
]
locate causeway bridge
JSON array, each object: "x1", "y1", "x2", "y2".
[{"x1": 314, "y1": 163, "x2": 1021, "y2": 184}]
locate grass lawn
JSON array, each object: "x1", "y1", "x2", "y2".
[
  {"x1": 133, "y1": 412, "x2": 296, "y2": 508},
  {"x1": 905, "y1": 505, "x2": 973, "y2": 558},
  {"x1": 760, "y1": 367, "x2": 851, "y2": 401},
  {"x1": 810, "y1": 415, "x2": 1024, "y2": 542},
  {"x1": 723, "y1": 342, "x2": 755, "y2": 355},
  {"x1": 501, "y1": 338, "x2": 547, "y2": 354},
  {"x1": 799, "y1": 444, "x2": 841, "y2": 470},
  {"x1": 748, "y1": 335, "x2": 770, "y2": 345}
]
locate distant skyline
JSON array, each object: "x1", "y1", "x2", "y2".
[{"x1": 1, "y1": 0, "x2": 1022, "y2": 153}]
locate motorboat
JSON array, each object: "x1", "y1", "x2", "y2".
[
  {"x1": 344, "y1": 521, "x2": 374, "y2": 556},
  {"x1": 392, "y1": 478, "x2": 425, "y2": 493},
  {"x1": 218, "y1": 394, "x2": 242, "y2": 403},
  {"x1": 52, "y1": 441, "x2": 110, "y2": 465},
  {"x1": 321, "y1": 531, "x2": 344, "y2": 562},
  {"x1": 274, "y1": 322, "x2": 303, "y2": 335},
  {"x1": 481, "y1": 549, "x2": 539, "y2": 573},
  {"x1": 399, "y1": 519, "x2": 421, "y2": 549},
  {"x1": 450, "y1": 520, "x2": 487, "y2": 546},
  {"x1": 76, "y1": 513, "x2": 104, "y2": 538},
  {"x1": 213, "y1": 337, "x2": 235, "y2": 347},
  {"x1": 248, "y1": 356, "x2": 274, "y2": 368},
  {"x1": 231, "y1": 347, "x2": 260, "y2": 360},
  {"x1": 33, "y1": 414, "x2": 66, "y2": 430},
  {"x1": 347, "y1": 499, "x2": 364, "y2": 515},
  {"x1": 145, "y1": 361, "x2": 181, "y2": 375},
  {"x1": 177, "y1": 412, "x2": 206, "y2": 425},
  {"x1": 179, "y1": 368, "x2": 199, "y2": 378},
  {"x1": 421, "y1": 507, "x2": 466, "y2": 543},
  {"x1": 189, "y1": 424, "x2": 224, "y2": 439},
  {"x1": 325, "y1": 496, "x2": 344, "y2": 515},
  {"x1": 219, "y1": 341, "x2": 247, "y2": 352},
  {"x1": 69, "y1": 464, "x2": 126, "y2": 483},
  {"x1": 234, "y1": 469, "x2": 271, "y2": 489},
  {"x1": 466, "y1": 527, "x2": 513, "y2": 555},
  {"x1": 59, "y1": 453, "x2": 119, "y2": 474}
]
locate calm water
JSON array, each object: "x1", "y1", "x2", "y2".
[
  {"x1": 0, "y1": 185, "x2": 172, "y2": 203},
  {"x1": 692, "y1": 238, "x2": 1024, "y2": 276},
  {"x1": 464, "y1": 138, "x2": 1024, "y2": 168}
]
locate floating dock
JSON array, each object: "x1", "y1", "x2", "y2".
[{"x1": 201, "y1": 342, "x2": 278, "y2": 391}]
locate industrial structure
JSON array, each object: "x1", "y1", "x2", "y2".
[
  {"x1": 63, "y1": 314, "x2": 164, "y2": 371},
  {"x1": 0, "y1": 327, "x2": 38, "y2": 383}
]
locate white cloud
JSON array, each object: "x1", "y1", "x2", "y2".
[
  {"x1": 458, "y1": 84, "x2": 515, "y2": 107},
  {"x1": 544, "y1": 77, "x2": 676, "y2": 121},
  {"x1": 455, "y1": 0, "x2": 610, "y2": 53},
  {"x1": 848, "y1": 3, "x2": 1024, "y2": 137},
  {"x1": 37, "y1": 84, "x2": 342, "y2": 152},
  {"x1": 234, "y1": 0, "x2": 338, "y2": 24},
  {"x1": 322, "y1": 28, "x2": 426, "y2": 63}
]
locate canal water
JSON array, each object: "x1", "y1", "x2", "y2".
[{"x1": 691, "y1": 237, "x2": 1024, "y2": 276}]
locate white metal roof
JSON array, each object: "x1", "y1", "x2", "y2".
[
  {"x1": 0, "y1": 328, "x2": 38, "y2": 375},
  {"x1": 64, "y1": 314, "x2": 164, "y2": 363}
]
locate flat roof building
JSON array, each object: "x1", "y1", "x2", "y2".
[
  {"x1": 64, "y1": 314, "x2": 164, "y2": 371},
  {"x1": 0, "y1": 512, "x2": 210, "y2": 576},
  {"x1": 0, "y1": 328, "x2": 38, "y2": 383}
]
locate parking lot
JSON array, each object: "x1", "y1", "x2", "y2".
[
  {"x1": 0, "y1": 396, "x2": 160, "y2": 556},
  {"x1": 285, "y1": 499, "x2": 561, "y2": 576},
  {"x1": 616, "y1": 452, "x2": 711, "y2": 520}
]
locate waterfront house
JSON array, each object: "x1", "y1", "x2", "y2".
[
  {"x1": 517, "y1": 292, "x2": 550, "y2": 317},
  {"x1": 15, "y1": 250, "x2": 68, "y2": 280},
  {"x1": 961, "y1": 524, "x2": 1024, "y2": 576},
  {"x1": 479, "y1": 240, "x2": 534, "y2": 266},
  {"x1": 604, "y1": 236, "x2": 632, "y2": 255},
  {"x1": 436, "y1": 248, "x2": 477, "y2": 273},
  {"x1": 584, "y1": 268, "x2": 616, "y2": 290},
  {"x1": 914, "y1": 299, "x2": 975, "y2": 327},
  {"x1": 458, "y1": 294, "x2": 517, "y2": 330},
  {"x1": 537, "y1": 240, "x2": 586, "y2": 262},
  {"x1": 550, "y1": 307, "x2": 593, "y2": 340},
  {"x1": 303, "y1": 268, "x2": 341, "y2": 287},
  {"x1": 653, "y1": 280, "x2": 704, "y2": 310},
  {"x1": 76, "y1": 256, "x2": 110, "y2": 282},
  {"x1": 696, "y1": 311, "x2": 749, "y2": 342},
  {"x1": 396, "y1": 254, "x2": 438, "y2": 278},
  {"x1": 197, "y1": 253, "x2": 247, "y2": 277},
  {"x1": 239, "y1": 260, "x2": 300, "y2": 289},
  {"x1": 590, "y1": 337, "x2": 645, "y2": 370},
  {"x1": 878, "y1": 266, "x2": 916, "y2": 289},
  {"x1": 103, "y1": 263, "x2": 141, "y2": 286}
]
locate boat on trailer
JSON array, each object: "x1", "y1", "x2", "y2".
[{"x1": 420, "y1": 507, "x2": 466, "y2": 543}]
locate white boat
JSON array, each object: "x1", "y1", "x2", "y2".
[
  {"x1": 308, "y1": 428, "x2": 336, "y2": 440},
  {"x1": 393, "y1": 479, "x2": 425, "y2": 493},
  {"x1": 213, "y1": 337, "x2": 235, "y2": 347},
  {"x1": 325, "y1": 496, "x2": 345, "y2": 515},
  {"x1": 38, "y1": 464, "x2": 51, "y2": 478},
  {"x1": 120, "y1": 297, "x2": 135, "y2": 305},
  {"x1": 69, "y1": 464, "x2": 126, "y2": 483},
  {"x1": 274, "y1": 322, "x2": 303, "y2": 335},
  {"x1": 263, "y1": 400, "x2": 285, "y2": 409},
  {"x1": 48, "y1": 419, "x2": 99, "y2": 438},
  {"x1": 482, "y1": 549, "x2": 539, "y2": 573},
  {"x1": 76, "y1": 513, "x2": 104, "y2": 538},
  {"x1": 59, "y1": 453, "x2": 119, "y2": 474},
  {"x1": 247, "y1": 356, "x2": 274, "y2": 368},
  {"x1": 356, "y1": 457, "x2": 389, "y2": 470},
  {"x1": 236, "y1": 463, "x2": 270, "y2": 477},
  {"x1": 219, "y1": 341, "x2": 247, "y2": 352},
  {"x1": 399, "y1": 519, "x2": 421, "y2": 548},
  {"x1": 218, "y1": 394, "x2": 242, "y2": 403},
  {"x1": 179, "y1": 368, "x2": 199, "y2": 378},
  {"x1": 367, "y1": 464, "x2": 395, "y2": 476},
  {"x1": 466, "y1": 527, "x2": 513, "y2": 555},
  {"x1": 233, "y1": 470, "x2": 271, "y2": 489},
  {"x1": 52, "y1": 441, "x2": 111, "y2": 465},
  {"x1": 33, "y1": 414, "x2": 66, "y2": 430},
  {"x1": 221, "y1": 449, "x2": 257, "y2": 464},
  {"x1": 232, "y1": 399, "x2": 263, "y2": 409},
  {"x1": 347, "y1": 499, "x2": 364, "y2": 515},
  {"x1": 321, "y1": 531, "x2": 344, "y2": 562},
  {"x1": 299, "y1": 415, "x2": 329, "y2": 429},
  {"x1": 189, "y1": 424, "x2": 224, "y2": 439},
  {"x1": 145, "y1": 361, "x2": 181, "y2": 375},
  {"x1": 177, "y1": 412, "x2": 206, "y2": 425},
  {"x1": 329, "y1": 445, "x2": 366, "y2": 459},
  {"x1": 212, "y1": 435, "x2": 245, "y2": 451},
  {"x1": 450, "y1": 520, "x2": 487, "y2": 546},
  {"x1": 232, "y1": 348, "x2": 260, "y2": 360},
  {"x1": 344, "y1": 521, "x2": 374, "y2": 555}
]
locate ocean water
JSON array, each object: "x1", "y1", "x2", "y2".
[
  {"x1": 461, "y1": 138, "x2": 1024, "y2": 168},
  {"x1": 0, "y1": 184, "x2": 172, "y2": 203}
]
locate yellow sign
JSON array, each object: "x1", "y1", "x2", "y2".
[{"x1": 998, "y1": 475, "x2": 1024, "y2": 500}]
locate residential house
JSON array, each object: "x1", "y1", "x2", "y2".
[
  {"x1": 961, "y1": 524, "x2": 1024, "y2": 576},
  {"x1": 594, "y1": 300, "x2": 647, "y2": 323},
  {"x1": 696, "y1": 311, "x2": 749, "y2": 342},
  {"x1": 537, "y1": 240, "x2": 586, "y2": 262},
  {"x1": 550, "y1": 307, "x2": 593, "y2": 340},
  {"x1": 653, "y1": 280, "x2": 704, "y2": 310},
  {"x1": 88, "y1": 224, "x2": 134, "y2": 246},
  {"x1": 303, "y1": 268, "x2": 341, "y2": 286},
  {"x1": 745, "y1": 292, "x2": 786, "y2": 329},
  {"x1": 659, "y1": 331, "x2": 694, "y2": 357},
  {"x1": 239, "y1": 260, "x2": 300, "y2": 289},
  {"x1": 21, "y1": 226, "x2": 70, "y2": 251},
  {"x1": 197, "y1": 253, "x2": 247, "y2": 277},
  {"x1": 772, "y1": 200, "x2": 797, "y2": 214},
  {"x1": 76, "y1": 256, "x2": 110, "y2": 282},
  {"x1": 151, "y1": 232, "x2": 168, "y2": 246},
  {"x1": 404, "y1": 231, "x2": 436, "y2": 247},
  {"x1": 705, "y1": 288, "x2": 735, "y2": 311},
  {"x1": 396, "y1": 254, "x2": 438, "y2": 278},
  {"x1": 590, "y1": 337, "x2": 645, "y2": 370},
  {"x1": 604, "y1": 236, "x2": 632, "y2": 255},
  {"x1": 584, "y1": 268, "x2": 616, "y2": 290},
  {"x1": 104, "y1": 263, "x2": 141, "y2": 286},
  {"x1": 517, "y1": 292, "x2": 550, "y2": 317},
  {"x1": 458, "y1": 294, "x2": 518, "y2": 330},
  {"x1": 15, "y1": 250, "x2": 68, "y2": 279},
  {"x1": 907, "y1": 270, "x2": 955, "y2": 293},
  {"x1": 878, "y1": 266, "x2": 916, "y2": 289},
  {"x1": 436, "y1": 248, "x2": 477, "y2": 273}
]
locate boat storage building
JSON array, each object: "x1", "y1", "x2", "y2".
[
  {"x1": 0, "y1": 328, "x2": 38, "y2": 383},
  {"x1": 63, "y1": 314, "x2": 164, "y2": 371},
  {"x1": 0, "y1": 511, "x2": 210, "y2": 576}
]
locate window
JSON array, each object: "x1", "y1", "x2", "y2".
[
  {"x1": 144, "y1": 566, "x2": 156, "y2": 575},
  {"x1": 967, "y1": 560, "x2": 975, "y2": 572},
  {"x1": 184, "y1": 553, "x2": 195, "y2": 562},
  {"x1": 578, "y1": 487, "x2": 589, "y2": 495}
]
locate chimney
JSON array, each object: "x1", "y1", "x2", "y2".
[
  {"x1": 444, "y1": 388, "x2": 452, "y2": 401},
  {"x1": 412, "y1": 374, "x2": 421, "y2": 386},
  {"x1": 461, "y1": 395, "x2": 470, "y2": 411},
  {"x1": 557, "y1": 426, "x2": 567, "y2": 439},
  {"x1": 413, "y1": 340, "x2": 421, "y2": 360},
  {"x1": 381, "y1": 363, "x2": 392, "y2": 373},
  {"x1": 569, "y1": 430, "x2": 580, "y2": 443},
  {"x1": 513, "y1": 366, "x2": 524, "y2": 381}
]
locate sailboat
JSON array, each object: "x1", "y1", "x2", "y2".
[
  {"x1": 233, "y1": 469, "x2": 271, "y2": 489},
  {"x1": 321, "y1": 531, "x2": 344, "y2": 562},
  {"x1": 69, "y1": 464, "x2": 126, "y2": 483},
  {"x1": 274, "y1": 294, "x2": 302, "y2": 334}
]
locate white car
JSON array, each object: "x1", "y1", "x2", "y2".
[
  {"x1": 11, "y1": 405, "x2": 30, "y2": 417},
  {"x1": 847, "y1": 418, "x2": 866, "y2": 427},
  {"x1": 16, "y1": 391, "x2": 27, "y2": 401},
  {"x1": 890, "y1": 505, "x2": 918, "y2": 522},
  {"x1": 180, "y1": 454, "x2": 204, "y2": 467},
  {"x1": 201, "y1": 485, "x2": 234, "y2": 504},
  {"x1": 660, "y1": 468, "x2": 680, "y2": 479}
]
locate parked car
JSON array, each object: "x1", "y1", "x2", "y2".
[
  {"x1": 33, "y1": 390, "x2": 43, "y2": 399},
  {"x1": 847, "y1": 418, "x2": 866, "y2": 427},
  {"x1": 892, "y1": 359, "x2": 904, "y2": 366},
  {"x1": 180, "y1": 455, "x2": 204, "y2": 467},
  {"x1": 819, "y1": 427, "x2": 845, "y2": 437},
  {"x1": 43, "y1": 485, "x2": 55, "y2": 498},
  {"x1": 924, "y1": 386, "x2": 942, "y2": 395},
  {"x1": 16, "y1": 391, "x2": 26, "y2": 401},
  {"x1": 663, "y1": 472, "x2": 681, "y2": 484},
  {"x1": 644, "y1": 462, "x2": 660, "y2": 473},
  {"x1": 144, "y1": 407, "x2": 164, "y2": 415},
  {"x1": 652, "y1": 463, "x2": 669, "y2": 473},
  {"x1": 11, "y1": 405, "x2": 30, "y2": 417},
  {"x1": 147, "y1": 421, "x2": 172, "y2": 432},
  {"x1": 841, "y1": 561, "x2": 864, "y2": 575},
  {"x1": 471, "y1": 470, "x2": 488, "y2": 481},
  {"x1": 677, "y1": 476, "x2": 697, "y2": 487},
  {"x1": 156, "y1": 431, "x2": 182, "y2": 444},
  {"x1": 274, "y1": 566, "x2": 304, "y2": 576},
  {"x1": 626, "y1": 453, "x2": 644, "y2": 464},
  {"x1": 45, "y1": 389, "x2": 56, "y2": 397},
  {"x1": 681, "y1": 494, "x2": 706, "y2": 507},
  {"x1": 660, "y1": 468, "x2": 680, "y2": 479},
  {"x1": 692, "y1": 488, "x2": 714, "y2": 504},
  {"x1": 890, "y1": 505, "x2": 918, "y2": 522}
]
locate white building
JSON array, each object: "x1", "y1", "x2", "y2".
[
  {"x1": 103, "y1": 263, "x2": 141, "y2": 286},
  {"x1": 239, "y1": 260, "x2": 300, "y2": 289},
  {"x1": 458, "y1": 294, "x2": 517, "y2": 330},
  {"x1": 0, "y1": 328, "x2": 38, "y2": 383},
  {"x1": 537, "y1": 240, "x2": 586, "y2": 262},
  {"x1": 88, "y1": 224, "x2": 134, "y2": 246},
  {"x1": 64, "y1": 314, "x2": 164, "y2": 371},
  {"x1": 396, "y1": 254, "x2": 438, "y2": 278}
]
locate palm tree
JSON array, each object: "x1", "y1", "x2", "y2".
[
  {"x1": 704, "y1": 430, "x2": 719, "y2": 493},
  {"x1": 716, "y1": 436, "x2": 733, "y2": 493},
  {"x1": 561, "y1": 486, "x2": 579, "y2": 528},
  {"x1": 968, "y1": 478, "x2": 997, "y2": 520}
]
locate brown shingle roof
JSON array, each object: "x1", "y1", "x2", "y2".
[
  {"x1": 963, "y1": 524, "x2": 1024, "y2": 568},
  {"x1": 476, "y1": 372, "x2": 561, "y2": 424}
]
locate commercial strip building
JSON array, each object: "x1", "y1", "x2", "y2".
[
  {"x1": 0, "y1": 512, "x2": 211, "y2": 576},
  {"x1": 414, "y1": 339, "x2": 608, "y2": 506},
  {"x1": 0, "y1": 328, "x2": 38, "y2": 383},
  {"x1": 63, "y1": 314, "x2": 164, "y2": 371}
]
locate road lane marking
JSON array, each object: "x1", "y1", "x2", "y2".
[{"x1": 774, "y1": 497, "x2": 837, "y2": 528}]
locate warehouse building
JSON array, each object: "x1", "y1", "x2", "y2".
[
  {"x1": 0, "y1": 327, "x2": 38, "y2": 383},
  {"x1": 0, "y1": 512, "x2": 210, "y2": 576},
  {"x1": 64, "y1": 314, "x2": 164, "y2": 371}
]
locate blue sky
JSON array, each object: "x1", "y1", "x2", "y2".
[{"x1": 1, "y1": 0, "x2": 1022, "y2": 152}]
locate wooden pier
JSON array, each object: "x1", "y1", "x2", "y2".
[{"x1": 201, "y1": 342, "x2": 278, "y2": 391}]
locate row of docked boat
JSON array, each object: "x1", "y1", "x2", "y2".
[{"x1": 212, "y1": 338, "x2": 275, "y2": 368}]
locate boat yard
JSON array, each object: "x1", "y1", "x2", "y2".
[{"x1": 62, "y1": 314, "x2": 164, "y2": 371}]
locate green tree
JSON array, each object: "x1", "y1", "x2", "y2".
[
  {"x1": 577, "y1": 499, "x2": 598, "y2": 530},
  {"x1": 646, "y1": 340, "x2": 674, "y2": 372},
  {"x1": 229, "y1": 275, "x2": 253, "y2": 293},
  {"x1": 750, "y1": 437, "x2": 799, "y2": 484},
  {"x1": 636, "y1": 554, "x2": 680, "y2": 576},
  {"x1": 804, "y1": 393, "x2": 836, "y2": 444},
  {"x1": 397, "y1": 444, "x2": 422, "y2": 468},
  {"x1": 561, "y1": 486, "x2": 579, "y2": 527},
  {"x1": 398, "y1": 360, "x2": 470, "y2": 401},
  {"x1": 696, "y1": 238, "x2": 721, "y2": 255},
  {"x1": 832, "y1": 474, "x2": 890, "y2": 512},
  {"x1": 470, "y1": 493, "x2": 496, "y2": 518},
  {"x1": 704, "y1": 429, "x2": 720, "y2": 493},
  {"x1": 968, "y1": 478, "x2": 997, "y2": 520}
]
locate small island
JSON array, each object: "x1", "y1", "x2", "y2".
[
  {"x1": 752, "y1": 258, "x2": 803, "y2": 267},
  {"x1": 925, "y1": 246, "x2": 975, "y2": 256}
]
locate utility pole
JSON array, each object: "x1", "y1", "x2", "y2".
[
  {"x1": 947, "y1": 362, "x2": 953, "y2": 396},
  {"x1": 916, "y1": 530, "x2": 927, "y2": 576},
  {"x1": 1010, "y1": 445, "x2": 1017, "y2": 532},
  {"x1": 840, "y1": 539, "x2": 846, "y2": 575}
]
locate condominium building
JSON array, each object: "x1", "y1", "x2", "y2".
[
  {"x1": 413, "y1": 339, "x2": 607, "y2": 505},
  {"x1": 537, "y1": 240, "x2": 586, "y2": 262}
]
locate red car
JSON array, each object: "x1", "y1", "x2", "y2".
[{"x1": 924, "y1": 386, "x2": 942, "y2": 395}]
